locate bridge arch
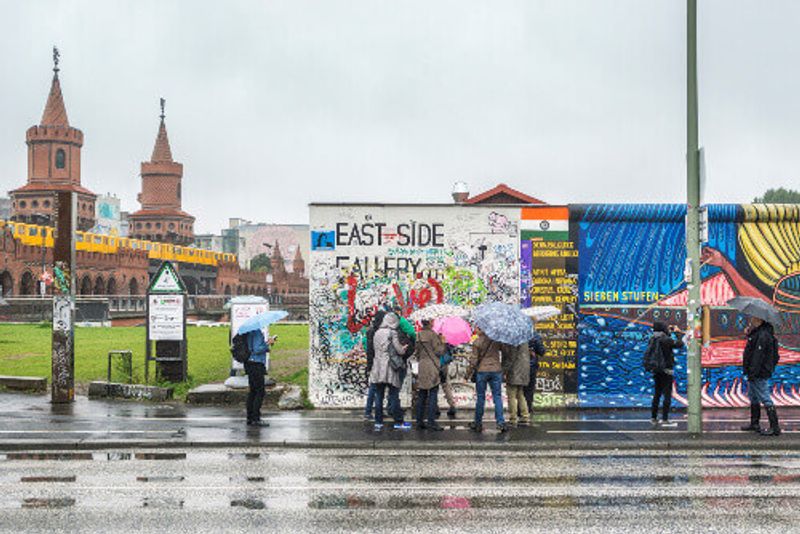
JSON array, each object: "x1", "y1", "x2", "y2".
[
  {"x1": 93, "y1": 276, "x2": 105, "y2": 296},
  {"x1": 106, "y1": 277, "x2": 117, "y2": 295},
  {"x1": 79, "y1": 275, "x2": 92, "y2": 295},
  {"x1": 0, "y1": 271, "x2": 13, "y2": 297},
  {"x1": 20, "y1": 271, "x2": 35, "y2": 296}
]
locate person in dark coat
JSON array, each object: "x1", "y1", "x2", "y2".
[
  {"x1": 363, "y1": 310, "x2": 386, "y2": 421},
  {"x1": 740, "y1": 317, "x2": 781, "y2": 436},
  {"x1": 524, "y1": 331, "x2": 546, "y2": 414},
  {"x1": 245, "y1": 329, "x2": 275, "y2": 427},
  {"x1": 649, "y1": 321, "x2": 684, "y2": 427}
]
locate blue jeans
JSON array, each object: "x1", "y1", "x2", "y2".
[
  {"x1": 747, "y1": 378, "x2": 774, "y2": 408},
  {"x1": 416, "y1": 386, "x2": 439, "y2": 426},
  {"x1": 475, "y1": 371, "x2": 505, "y2": 425},
  {"x1": 364, "y1": 383, "x2": 377, "y2": 417},
  {"x1": 373, "y1": 383, "x2": 388, "y2": 425}
]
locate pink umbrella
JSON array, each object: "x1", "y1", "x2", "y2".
[{"x1": 433, "y1": 316, "x2": 473, "y2": 346}]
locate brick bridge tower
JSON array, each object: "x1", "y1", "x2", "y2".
[
  {"x1": 129, "y1": 99, "x2": 195, "y2": 245},
  {"x1": 10, "y1": 47, "x2": 97, "y2": 230}
]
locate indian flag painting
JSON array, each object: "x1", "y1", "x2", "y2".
[{"x1": 521, "y1": 207, "x2": 569, "y2": 241}]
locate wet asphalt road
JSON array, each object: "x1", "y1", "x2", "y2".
[{"x1": 2, "y1": 447, "x2": 800, "y2": 533}]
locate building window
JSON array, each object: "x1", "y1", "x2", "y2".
[
  {"x1": 19, "y1": 201, "x2": 26, "y2": 209},
  {"x1": 43, "y1": 200, "x2": 50, "y2": 208},
  {"x1": 136, "y1": 222, "x2": 142, "y2": 229},
  {"x1": 55, "y1": 149, "x2": 66, "y2": 169},
  {"x1": 168, "y1": 223, "x2": 175, "y2": 230},
  {"x1": 145, "y1": 222, "x2": 151, "y2": 230},
  {"x1": 32, "y1": 200, "x2": 39, "y2": 208},
  {"x1": 156, "y1": 222, "x2": 161, "y2": 229},
  {"x1": 177, "y1": 183, "x2": 181, "y2": 200}
]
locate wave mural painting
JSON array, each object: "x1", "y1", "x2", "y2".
[
  {"x1": 308, "y1": 204, "x2": 519, "y2": 407},
  {"x1": 573, "y1": 204, "x2": 800, "y2": 408}
]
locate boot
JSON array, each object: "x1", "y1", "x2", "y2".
[
  {"x1": 760, "y1": 406, "x2": 781, "y2": 436},
  {"x1": 740, "y1": 404, "x2": 761, "y2": 432}
]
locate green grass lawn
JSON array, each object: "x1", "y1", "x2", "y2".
[{"x1": 0, "y1": 323, "x2": 309, "y2": 399}]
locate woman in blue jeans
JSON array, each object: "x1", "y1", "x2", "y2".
[{"x1": 468, "y1": 328, "x2": 508, "y2": 433}]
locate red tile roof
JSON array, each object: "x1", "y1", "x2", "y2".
[
  {"x1": 129, "y1": 208, "x2": 194, "y2": 219},
  {"x1": 11, "y1": 182, "x2": 95, "y2": 196},
  {"x1": 464, "y1": 183, "x2": 545, "y2": 205},
  {"x1": 40, "y1": 74, "x2": 69, "y2": 127},
  {"x1": 150, "y1": 120, "x2": 173, "y2": 162}
]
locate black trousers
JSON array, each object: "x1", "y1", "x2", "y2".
[
  {"x1": 245, "y1": 361, "x2": 266, "y2": 423},
  {"x1": 651, "y1": 371, "x2": 673, "y2": 421},
  {"x1": 416, "y1": 386, "x2": 439, "y2": 427},
  {"x1": 523, "y1": 368, "x2": 537, "y2": 414}
]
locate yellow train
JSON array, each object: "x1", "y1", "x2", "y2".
[{"x1": 0, "y1": 220, "x2": 237, "y2": 267}]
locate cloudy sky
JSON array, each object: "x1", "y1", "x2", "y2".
[{"x1": 1, "y1": 1, "x2": 798, "y2": 233}]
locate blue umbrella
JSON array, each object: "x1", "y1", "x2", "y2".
[
  {"x1": 237, "y1": 310, "x2": 289, "y2": 335},
  {"x1": 472, "y1": 302, "x2": 533, "y2": 346}
]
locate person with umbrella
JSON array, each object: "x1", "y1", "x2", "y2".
[
  {"x1": 468, "y1": 327, "x2": 508, "y2": 433},
  {"x1": 237, "y1": 310, "x2": 287, "y2": 427},
  {"x1": 730, "y1": 297, "x2": 783, "y2": 436}
]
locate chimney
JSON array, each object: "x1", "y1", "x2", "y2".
[{"x1": 452, "y1": 181, "x2": 469, "y2": 204}]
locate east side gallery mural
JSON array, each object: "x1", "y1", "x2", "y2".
[{"x1": 308, "y1": 203, "x2": 800, "y2": 409}]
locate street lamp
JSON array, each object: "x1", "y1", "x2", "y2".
[{"x1": 686, "y1": 0, "x2": 703, "y2": 435}]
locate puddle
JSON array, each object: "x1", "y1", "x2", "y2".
[
  {"x1": 134, "y1": 452, "x2": 186, "y2": 461},
  {"x1": 136, "y1": 476, "x2": 185, "y2": 482},
  {"x1": 231, "y1": 498, "x2": 266, "y2": 510},
  {"x1": 308, "y1": 494, "x2": 376, "y2": 509},
  {"x1": 21, "y1": 475, "x2": 76, "y2": 483},
  {"x1": 143, "y1": 497, "x2": 184, "y2": 509},
  {"x1": 230, "y1": 476, "x2": 266, "y2": 483},
  {"x1": 228, "y1": 453, "x2": 261, "y2": 460},
  {"x1": 7, "y1": 452, "x2": 93, "y2": 461},
  {"x1": 22, "y1": 497, "x2": 75, "y2": 509}
]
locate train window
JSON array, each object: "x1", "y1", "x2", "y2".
[
  {"x1": 76, "y1": 234, "x2": 84, "y2": 242},
  {"x1": 29, "y1": 227, "x2": 38, "y2": 236},
  {"x1": 94, "y1": 236, "x2": 102, "y2": 244}
]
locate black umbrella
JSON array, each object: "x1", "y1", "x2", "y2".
[{"x1": 727, "y1": 296, "x2": 782, "y2": 327}]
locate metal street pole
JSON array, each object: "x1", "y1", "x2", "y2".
[{"x1": 686, "y1": 0, "x2": 703, "y2": 434}]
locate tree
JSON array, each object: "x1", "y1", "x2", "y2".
[
  {"x1": 753, "y1": 187, "x2": 800, "y2": 203},
  {"x1": 249, "y1": 253, "x2": 272, "y2": 273}
]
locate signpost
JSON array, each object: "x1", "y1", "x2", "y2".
[
  {"x1": 145, "y1": 261, "x2": 188, "y2": 383},
  {"x1": 51, "y1": 191, "x2": 77, "y2": 403}
]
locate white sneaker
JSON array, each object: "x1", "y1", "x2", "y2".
[{"x1": 661, "y1": 420, "x2": 677, "y2": 428}]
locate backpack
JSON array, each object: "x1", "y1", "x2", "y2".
[
  {"x1": 397, "y1": 328, "x2": 416, "y2": 359},
  {"x1": 642, "y1": 336, "x2": 666, "y2": 373},
  {"x1": 231, "y1": 333, "x2": 250, "y2": 364}
]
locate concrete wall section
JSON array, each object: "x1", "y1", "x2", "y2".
[{"x1": 308, "y1": 204, "x2": 520, "y2": 407}]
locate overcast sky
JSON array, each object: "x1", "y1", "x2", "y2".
[{"x1": 1, "y1": 1, "x2": 798, "y2": 234}]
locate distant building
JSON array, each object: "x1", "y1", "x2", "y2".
[
  {"x1": 194, "y1": 233, "x2": 224, "y2": 252},
  {"x1": 128, "y1": 101, "x2": 195, "y2": 245},
  {"x1": 0, "y1": 198, "x2": 11, "y2": 220},
  {"x1": 91, "y1": 193, "x2": 122, "y2": 235},
  {"x1": 9, "y1": 56, "x2": 97, "y2": 230},
  {"x1": 452, "y1": 182, "x2": 546, "y2": 205}
]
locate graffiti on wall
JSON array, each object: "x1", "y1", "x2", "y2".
[
  {"x1": 308, "y1": 206, "x2": 519, "y2": 407},
  {"x1": 574, "y1": 204, "x2": 800, "y2": 408},
  {"x1": 520, "y1": 207, "x2": 579, "y2": 407}
]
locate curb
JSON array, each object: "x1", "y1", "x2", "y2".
[{"x1": 0, "y1": 437, "x2": 796, "y2": 452}]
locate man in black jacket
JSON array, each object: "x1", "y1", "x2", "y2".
[
  {"x1": 740, "y1": 317, "x2": 781, "y2": 436},
  {"x1": 649, "y1": 321, "x2": 684, "y2": 427}
]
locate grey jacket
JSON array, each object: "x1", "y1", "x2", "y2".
[{"x1": 369, "y1": 313, "x2": 406, "y2": 388}]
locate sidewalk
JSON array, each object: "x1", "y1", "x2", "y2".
[{"x1": 0, "y1": 392, "x2": 797, "y2": 451}]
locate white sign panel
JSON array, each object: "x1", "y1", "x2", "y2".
[
  {"x1": 230, "y1": 303, "x2": 269, "y2": 370},
  {"x1": 148, "y1": 294, "x2": 185, "y2": 341}
]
